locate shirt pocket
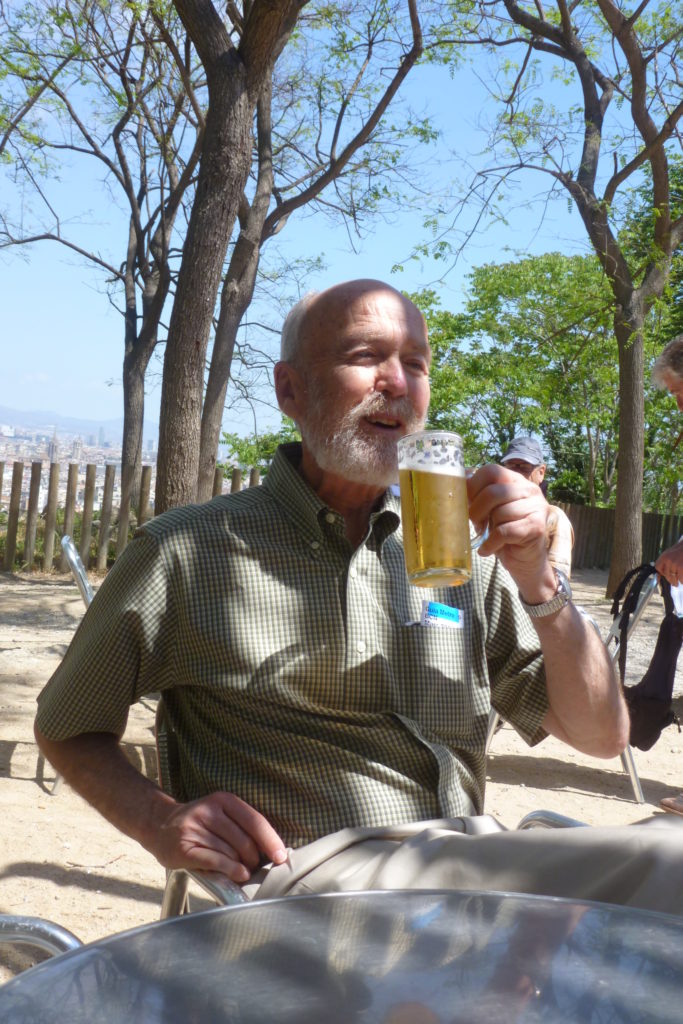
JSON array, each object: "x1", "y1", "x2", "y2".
[{"x1": 394, "y1": 624, "x2": 489, "y2": 740}]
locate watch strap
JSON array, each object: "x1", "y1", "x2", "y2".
[{"x1": 519, "y1": 568, "x2": 572, "y2": 619}]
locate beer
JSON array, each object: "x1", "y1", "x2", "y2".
[
  {"x1": 400, "y1": 466, "x2": 472, "y2": 587},
  {"x1": 397, "y1": 430, "x2": 485, "y2": 588}
]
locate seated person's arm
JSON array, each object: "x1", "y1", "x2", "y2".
[
  {"x1": 655, "y1": 538, "x2": 683, "y2": 587},
  {"x1": 469, "y1": 465, "x2": 629, "y2": 759},
  {"x1": 34, "y1": 532, "x2": 286, "y2": 881},
  {"x1": 546, "y1": 508, "x2": 573, "y2": 579},
  {"x1": 34, "y1": 725, "x2": 287, "y2": 881},
  {"x1": 532, "y1": 603, "x2": 624, "y2": 756}
]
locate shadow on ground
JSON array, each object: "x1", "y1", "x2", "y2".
[
  {"x1": 0, "y1": 862, "x2": 161, "y2": 909},
  {"x1": 0, "y1": 741, "x2": 158, "y2": 791},
  {"x1": 487, "y1": 751, "x2": 679, "y2": 805}
]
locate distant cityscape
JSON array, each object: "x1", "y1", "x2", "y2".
[{"x1": 0, "y1": 414, "x2": 157, "y2": 513}]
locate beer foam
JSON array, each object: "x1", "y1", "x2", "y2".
[{"x1": 400, "y1": 460, "x2": 464, "y2": 476}]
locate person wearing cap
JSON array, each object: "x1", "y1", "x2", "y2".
[{"x1": 500, "y1": 436, "x2": 574, "y2": 578}]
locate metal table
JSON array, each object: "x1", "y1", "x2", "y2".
[{"x1": 1, "y1": 889, "x2": 681, "y2": 1022}]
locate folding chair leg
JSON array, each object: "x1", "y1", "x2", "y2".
[
  {"x1": 487, "y1": 709, "x2": 645, "y2": 805},
  {"x1": 485, "y1": 709, "x2": 500, "y2": 754},
  {"x1": 620, "y1": 745, "x2": 645, "y2": 804},
  {"x1": 161, "y1": 869, "x2": 191, "y2": 919}
]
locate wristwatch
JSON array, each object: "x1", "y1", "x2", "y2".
[{"x1": 519, "y1": 567, "x2": 572, "y2": 619}]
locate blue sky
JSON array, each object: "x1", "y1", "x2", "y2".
[{"x1": 1, "y1": 60, "x2": 590, "y2": 441}]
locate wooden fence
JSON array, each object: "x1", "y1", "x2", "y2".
[
  {"x1": 556, "y1": 502, "x2": 683, "y2": 570},
  {"x1": 0, "y1": 460, "x2": 259, "y2": 573},
  {"x1": 0, "y1": 459, "x2": 680, "y2": 573}
]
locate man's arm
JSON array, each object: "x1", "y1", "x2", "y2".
[
  {"x1": 655, "y1": 538, "x2": 683, "y2": 587},
  {"x1": 546, "y1": 506, "x2": 574, "y2": 579},
  {"x1": 34, "y1": 726, "x2": 287, "y2": 881},
  {"x1": 468, "y1": 465, "x2": 629, "y2": 758}
]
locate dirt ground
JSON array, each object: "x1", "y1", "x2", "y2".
[{"x1": 1, "y1": 567, "x2": 682, "y2": 977}]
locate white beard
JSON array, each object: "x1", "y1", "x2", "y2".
[{"x1": 301, "y1": 391, "x2": 425, "y2": 488}]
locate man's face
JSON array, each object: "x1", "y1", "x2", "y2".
[
  {"x1": 296, "y1": 285, "x2": 431, "y2": 487},
  {"x1": 503, "y1": 459, "x2": 546, "y2": 486},
  {"x1": 664, "y1": 373, "x2": 683, "y2": 412}
]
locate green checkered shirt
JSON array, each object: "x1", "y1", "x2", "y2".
[{"x1": 37, "y1": 444, "x2": 548, "y2": 847}]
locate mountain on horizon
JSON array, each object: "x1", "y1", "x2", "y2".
[{"x1": 0, "y1": 404, "x2": 155, "y2": 443}]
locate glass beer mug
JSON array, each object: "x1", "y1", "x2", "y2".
[{"x1": 397, "y1": 430, "x2": 486, "y2": 588}]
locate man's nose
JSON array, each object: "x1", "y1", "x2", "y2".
[{"x1": 376, "y1": 357, "x2": 408, "y2": 395}]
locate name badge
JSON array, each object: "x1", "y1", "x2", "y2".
[{"x1": 420, "y1": 600, "x2": 463, "y2": 629}]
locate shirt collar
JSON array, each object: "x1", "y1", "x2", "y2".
[{"x1": 263, "y1": 442, "x2": 400, "y2": 540}]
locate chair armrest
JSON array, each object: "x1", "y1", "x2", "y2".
[
  {"x1": 517, "y1": 809, "x2": 587, "y2": 830},
  {"x1": 0, "y1": 914, "x2": 83, "y2": 958},
  {"x1": 188, "y1": 869, "x2": 249, "y2": 906},
  {"x1": 160, "y1": 868, "x2": 249, "y2": 919}
]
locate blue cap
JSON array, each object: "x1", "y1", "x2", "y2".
[{"x1": 501, "y1": 436, "x2": 544, "y2": 465}]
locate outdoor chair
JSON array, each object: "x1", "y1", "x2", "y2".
[
  {"x1": 60, "y1": 534, "x2": 94, "y2": 607},
  {"x1": 0, "y1": 914, "x2": 82, "y2": 981},
  {"x1": 48, "y1": 536, "x2": 96, "y2": 795},
  {"x1": 57, "y1": 535, "x2": 246, "y2": 916},
  {"x1": 484, "y1": 580, "x2": 663, "y2": 806},
  {"x1": 0, "y1": 914, "x2": 82, "y2": 957},
  {"x1": 155, "y1": 699, "x2": 249, "y2": 917}
]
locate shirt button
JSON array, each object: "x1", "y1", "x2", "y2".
[
  {"x1": 325, "y1": 512, "x2": 335, "y2": 524},
  {"x1": 311, "y1": 540, "x2": 320, "y2": 550},
  {"x1": 356, "y1": 640, "x2": 366, "y2": 653},
  {"x1": 349, "y1": 567, "x2": 358, "y2": 578}
]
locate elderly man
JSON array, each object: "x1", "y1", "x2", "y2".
[
  {"x1": 500, "y1": 436, "x2": 574, "y2": 577},
  {"x1": 35, "y1": 281, "x2": 683, "y2": 914}
]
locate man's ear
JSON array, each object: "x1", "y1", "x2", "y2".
[{"x1": 274, "y1": 361, "x2": 306, "y2": 421}]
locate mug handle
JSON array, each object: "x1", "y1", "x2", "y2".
[
  {"x1": 466, "y1": 467, "x2": 488, "y2": 550},
  {"x1": 471, "y1": 523, "x2": 489, "y2": 551}
]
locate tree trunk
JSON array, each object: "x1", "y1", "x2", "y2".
[
  {"x1": 197, "y1": 308, "x2": 243, "y2": 502},
  {"x1": 196, "y1": 83, "x2": 274, "y2": 503},
  {"x1": 197, "y1": 249, "x2": 262, "y2": 501},
  {"x1": 120, "y1": 243, "x2": 163, "y2": 515},
  {"x1": 155, "y1": 60, "x2": 253, "y2": 513},
  {"x1": 121, "y1": 348, "x2": 148, "y2": 517},
  {"x1": 606, "y1": 304, "x2": 645, "y2": 596},
  {"x1": 155, "y1": 1, "x2": 304, "y2": 514}
]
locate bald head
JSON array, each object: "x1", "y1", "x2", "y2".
[
  {"x1": 652, "y1": 334, "x2": 683, "y2": 412},
  {"x1": 280, "y1": 279, "x2": 427, "y2": 366},
  {"x1": 653, "y1": 334, "x2": 683, "y2": 387},
  {"x1": 273, "y1": 278, "x2": 431, "y2": 490}
]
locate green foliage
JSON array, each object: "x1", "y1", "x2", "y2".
[
  {"x1": 620, "y1": 157, "x2": 683, "y2": 338},
  {"x1": 413, "y1": 246, "x2": 680, "y2": 512},
  {"x1": 220, "y1": 419, "x2": 301, "y2": 477}
]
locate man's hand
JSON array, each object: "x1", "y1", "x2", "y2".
[
  {"x1": 467, "y1": 464, "x2": 628, "y2": 758},
  {"x1": 34, "y1": 726, "x2": 287, "y2": 883},
  {"x1": 655, "y1": 539, "x2": 683, "y2": 588},
  {"x1": 466, "y1": 463, "x2": 553, "y2": 599},
  {"x1": 151, "y1": 792, "x2": 288, "y2": 883}
]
